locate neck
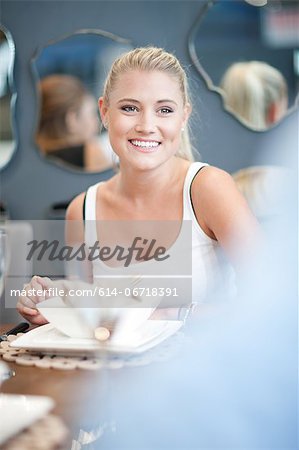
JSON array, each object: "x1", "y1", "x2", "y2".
[{"x1": 115, "y1": 157, "x2": 186, "y2": 203}]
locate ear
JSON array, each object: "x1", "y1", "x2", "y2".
[
  {"x1": 98, "y1": 97, "x2": 108, "y2": 127},
  {"x1": 267, "y1": 102, "x2": 277, "y2": 125},
  {"x1": 182, "y1": 102, "x2": 192, "y2": 128}
]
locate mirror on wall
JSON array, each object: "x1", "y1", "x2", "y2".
[
  {"x1": 0, "y1": 27, "x2": 16, "y2": 170},
  {"x1": 33, "y1": 30, "x2": 133, "y2": 173},
  {"x1": 189, "y1": 0, "x2": 299, "y2": 131}
]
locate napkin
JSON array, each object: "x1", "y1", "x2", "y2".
[{"x1": 37, "y1": 296, "x2": 155, "y2": 340}]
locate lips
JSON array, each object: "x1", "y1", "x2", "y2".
[{"x1": 129, "y1": 139, "x2": 161, "y2": 152}]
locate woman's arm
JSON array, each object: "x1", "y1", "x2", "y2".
[
  {"x1": 17, "y1": 193, "x2": 89, "y2": 324},
  {"x1": 191, "y1": 166, "x2": 261, "y2": 269},
  {"x1": 65, "y1": 192, "x2": 93, "y2": 282},
  {"x1": 65, "y1": 192, "x2": 85, "y2": 221},
  {"x1": 65, "y1": 192, "x2": 85, "y2": 246}
]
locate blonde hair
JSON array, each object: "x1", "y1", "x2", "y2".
[
  {"x1": 232, "y1": 165, "x2": 289, "y2": 219},
  {"x1": 220, "y1": 61, "x2": 288, "y2": 130},
  {"x1": 102, "y1": 47, "x2": 194, "y2": 161}
]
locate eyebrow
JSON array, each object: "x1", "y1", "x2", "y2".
[{"x1": 117, "y1": 98, "x2": 178, "y2": 106}]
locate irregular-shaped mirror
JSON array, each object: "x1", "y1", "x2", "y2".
[
  {"x1": 33, "y1": 30, "x2": 133, "y2": 172},
  {"x1": 0, "y1": 27, "x2": 16, "y2": 170},
  {"x1": 189, "y1": 0, "x2": 299, "y2": 131}
]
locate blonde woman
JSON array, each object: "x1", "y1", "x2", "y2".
[
  {"x1": 18, "y1": 47, "x2": 259, "y2": 325},
  {"x1": 220, "y1": 61, "x2": 288, "y2": 130}
]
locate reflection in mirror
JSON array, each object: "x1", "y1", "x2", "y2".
[
  {"x1": 189, "y1": 0, "x2": 299, "y2": 131},
  {"x1": 0, "y1": 27, "x2": 15, "y2": 170},
  {"x1": 33, "y1": 30, "x2": 133, "y2": 172}
]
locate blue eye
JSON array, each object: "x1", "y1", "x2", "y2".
[
  {"x1": 121, "y1": 105, "x2": 138, "y2": 113},
  {"x1": 159, "y1": 107, "x2": 173, "y2": 115}
]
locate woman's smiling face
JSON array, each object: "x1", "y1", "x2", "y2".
[{"x1": 99, "y1": 70, "x2": 190, "y2": 171}]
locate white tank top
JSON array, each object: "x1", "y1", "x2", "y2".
[{"x1": 84, "y1": 162, "x2": 235, "y2": 304}]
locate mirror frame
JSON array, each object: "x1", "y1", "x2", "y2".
[
  {"x1": 188, "y1": 0, "x2": 299, "y2": 132},
  {"x1": 31, "y1": 28, "x2": 132, "y2": 174},
  {"x1": 0, "y1": 24, "x2": 17, "y2": 172}
]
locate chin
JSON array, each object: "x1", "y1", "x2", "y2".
[{"x1": 133, "y1": 156, "x2": 174, "y2": 172}]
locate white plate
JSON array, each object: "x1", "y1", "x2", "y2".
[
  {"x1": 11, "y1": 320, "x2": 183, "y2": 356},
  {"x1": 0, "y1": 394, "x2": 54, "y2": 445}
]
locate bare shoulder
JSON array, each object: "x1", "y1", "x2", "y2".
[
  {"x1": 191, "y1": 165, "x2": 256, "y2": 240},
  {"x1": 191, "y1": 165, "x2": 244, "y2": 209},
  {"x1": 65, "y1": 192, "x2": 86, "y2": 221},
  {"x1": 192, "y1": 165, "x2": 236, "y2": 195},
  {"x1": 65, "y1": 193, "x2": 86, "y2": 245}
]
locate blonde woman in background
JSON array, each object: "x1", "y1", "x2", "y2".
[
  {"x1": 18, "y1": 47, "x2": 259, "y2": 325},
  {"x1": 220, "y1": 61, "x2": 288, "y2": 130}
]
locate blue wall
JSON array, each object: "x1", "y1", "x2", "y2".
[{"x1": 0, "y1": 0, "x2": 297, "y2": 219}]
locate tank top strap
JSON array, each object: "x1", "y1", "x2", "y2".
[
  {"x1": 183, "y1": 162, "x2": 209, "y2": 220},
  {"x1": 84, "y1": 182, "x2": 102, "y2": 245},
  {"x1": 84, "y1": 182, "x2": 102, "y2": 221}
]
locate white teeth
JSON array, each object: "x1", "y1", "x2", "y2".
[{"x1": 130, "y1": 140, "x2": 160, "y2": 148}]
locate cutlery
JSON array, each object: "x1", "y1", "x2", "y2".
[{"x1": 0, "y1": 322, "x2": 30, "y2": 342}]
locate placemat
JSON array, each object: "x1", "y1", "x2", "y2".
[
  {"x1": 0, "y1": 331, "x2": 187, "y2": 371},
  {"x1": 2, "y1": 414, "x2": 69, "y2": 450}
]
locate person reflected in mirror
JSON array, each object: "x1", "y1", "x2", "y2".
[
  {"x1": 220, "y1": 61, "x2": 288, "y2": 131},
  {"x1": 37, "y1": 74, "x2": 114, "y2": 172},
  {"x1": 18, "y1": 47, "x2": 260, "y2": 325}
]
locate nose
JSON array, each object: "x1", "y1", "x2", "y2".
[{"x1": 134, "y1": 111, "x2": 156, "y2": 134}]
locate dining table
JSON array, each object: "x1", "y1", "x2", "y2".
[
  {"x1": 0, "y1": 323, "x2": 129, "y2": 449},
  {"x1": 0, "y1": 319, "x2": 188, "y2": 449}
]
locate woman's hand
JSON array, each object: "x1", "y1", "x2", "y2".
[{"x1": 16, "y1": 276, "x2": 52, "y2": 325}]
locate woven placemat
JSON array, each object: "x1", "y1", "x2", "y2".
[
  {"x1": 2, "y1": 413, "x2": 69, "y2": 450},
  {"x1": 0, "y1": 331, "x2": 187, "y2": 371}
]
